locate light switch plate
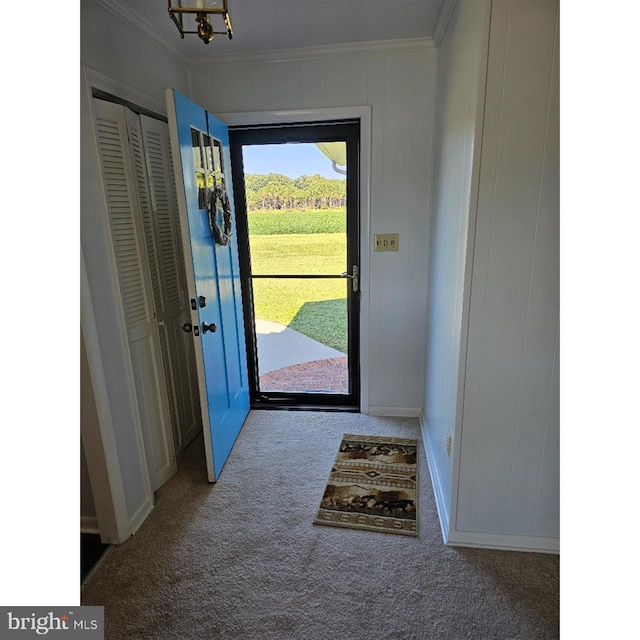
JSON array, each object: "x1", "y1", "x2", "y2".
[{"x1": 374, "y1": 233, "x2": 399, "y2": 252}]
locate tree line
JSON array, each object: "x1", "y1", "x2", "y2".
[{"x1": 245, "y1": 173, "x2": 346, "y2": 211}]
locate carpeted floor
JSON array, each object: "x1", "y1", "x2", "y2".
[{"x1": 81, "y1": 411, "x2": 559, "y2": 639}]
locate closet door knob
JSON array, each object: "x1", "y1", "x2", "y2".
[{"x1": 182, "y1": 323, "x2": 193, "y2": 333}]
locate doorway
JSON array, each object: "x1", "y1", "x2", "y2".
[{"x1": 230, "y1": 121, "x2": 360, "y2": 410}]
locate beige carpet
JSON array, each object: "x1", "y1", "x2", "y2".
[{"x1": 81, "y1": 411, "x2": 559, "y2": 639}]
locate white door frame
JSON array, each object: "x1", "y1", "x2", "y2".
[{"x1": 216, "y1": 106, "x2": 372, "y2": 414}]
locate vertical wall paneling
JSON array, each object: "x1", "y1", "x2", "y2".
[
  {"x1": 193, "y1": 43, "x2": 436, "y2": 413},
  {"x1": 534, "y1": 326, "x2": 560, "y2": 538},
  {"x1": 301, "y1": 58, "x2": 330, "y2": 109},
  {"x1": 344, "y1": 55, "x2": 368, "y2": 106},
  {"x1": 531, "y1": 19, "x2": 560, "y2": 538},
  {"x1": 456, "y1": 0, "x2": 559, "y2": 543},
  {"x1": 422, "y1": 0, "x2": 490, "y2": 535},
  {"x1": 325, "y1": 57, "x2": 347, "y2": 107},
  {"x1": 421, "y1": 0, "x2": 559, "y2": 551}
]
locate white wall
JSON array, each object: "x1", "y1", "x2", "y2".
[
  {"x1": 81, "y1": 0, "x2": 191, "y2": 102},
  {"x1": 81, "y1": 436, "x2": 97, "y2": 529},
  {"x1": 422, "y1": 0, "x2": 490, "y2": 535},
  {"x1": 81, "y1": 0, "x2": 193, "y2": 541},
  {"x1": 189, "y1": 42, "x2": 437, "y2": 413},
  {"x1": 423, "y1": 0, "x2": 559, "y2": 552},
  {"x1": 455, "y1": 0, "x2": 559, "y2": 545}
]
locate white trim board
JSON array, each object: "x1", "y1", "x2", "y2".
[
  {"x1": 420, "y1": 412, "x2": 450, "y2": 543},
  {"x1": 446, "y1": 530, "x2": 559, "y2": 555},
  {"x1": 80, "y1": 516, "x2": 100, "y2": 535},
  {"x1": 81, "y1": 252, "x2": 134, "y2": 545},
  {"x1": 217, "y1": 106, "x2": 372, "y2": 415},
  {"x1": 446, "y1": 0, "x2": 493, "y2": 562},
  {"x1": 82, "y1": 66, "x2": 169, "y2": 119},
  {"x1": 189, "y1": 38, "x2": 435, "y2": 67},
  {"x1": 368, "y1": 407, "x2": 421, "y2": 418}
]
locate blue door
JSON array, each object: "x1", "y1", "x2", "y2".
[{"x1": 166, "y1": 89, "x2": 249, "y2": 481}]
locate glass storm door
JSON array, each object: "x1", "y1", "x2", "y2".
[
  {"x1": 166, "y1": 89, "x2": 250, "y2": 481},
  {"x1": 229, "y1": 122, "x2": 360, "y2": 410}
]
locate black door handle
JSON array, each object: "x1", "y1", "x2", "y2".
[
  {"x1": 182, "y1": 323, "x2": 193, "y2": 333},
  {"x1": 202, "y1": 321, "x2": 217, "y2": 334}
]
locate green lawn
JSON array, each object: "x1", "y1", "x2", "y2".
[
  {"x1": 247, "y1": 210, "x2": 348, "y2": 353},
  {"x1": 248, "y1": 208, "x2": 345, "y2": 235}
]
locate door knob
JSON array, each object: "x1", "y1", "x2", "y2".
[
  {"x1": 202, "y1": 321, "x2": 217, "y2": 334},
  {"x1": 182, "y1": 323, "x2": 193, "y2": 333}
]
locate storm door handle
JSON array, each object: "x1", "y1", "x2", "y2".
[{"x1": 340, "y1": 265, "x2": 359, "y2": 292}]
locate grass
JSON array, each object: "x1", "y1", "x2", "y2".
[
  {"x1": 252, "y1": 278, "x2": 348, "y2": 352},
  {"x1": 249, "y1": 233, "x2": 345, "y2": 275},
  {"x1": 247, "y1": 209, "x2": 348, "y2": 352},
  {"x1": 248, "y1": 209, "x2": 346, "y2": 235}
]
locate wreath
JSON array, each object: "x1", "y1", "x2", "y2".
[{"x1": 207, "y1": 186, "x2": 233, "y2": 246}]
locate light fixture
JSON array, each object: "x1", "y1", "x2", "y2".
[{"x1": 168, "y1": 0, "x2": 233, "y2": 45}]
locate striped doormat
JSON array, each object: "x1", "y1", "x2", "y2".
[{"x1": 314, "y1": 434, "x2": 418, "y2": 536}]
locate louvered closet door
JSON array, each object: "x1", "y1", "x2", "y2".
[
  {"x1": 92, "y1": 99, "x2": 176, "y2": 492},
  {"x1": 140, "y1": 114, "x2": 202, "y2": 450},
  {"x1": 166, "y1": 136, "x2": 202, "y2": 446}
]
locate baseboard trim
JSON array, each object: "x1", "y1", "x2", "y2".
[
  {"x1": 80, "y1": 516, "x2": 100, "y2": 535},
  {"x1": 420, "y1": 411, "x2": 450, "y2": 543},
  {"x1": 368, "y1": 406, "x2": 422, "y2": 417},
  {"x1": 446, "y1": 529, "x2": 559, "y2": 554}
]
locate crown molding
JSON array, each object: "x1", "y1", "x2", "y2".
[
  {"x1": 188, "y1": 37, "x2": 435, "y2": 68},
  {"x1": 433, "y1": 0, "x2": 457, "y2": 48},
  {"x1": 94, "y1": 0, "x2": 190, "y2": 66},
  {"x1": 92, "y1": 1, "x2": 436, "y2": 69}
]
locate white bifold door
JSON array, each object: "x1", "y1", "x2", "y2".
[{"x1": 91, "y1": 97, "x2": 201, "y2": 492}]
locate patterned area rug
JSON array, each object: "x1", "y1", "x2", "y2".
[{"x1": 314, "y1": 434, "x2": 418, "y2": 536}]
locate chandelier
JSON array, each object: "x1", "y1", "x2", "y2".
[{"x1": 168, "y1": 0, "x2": 233, "y2": 45}]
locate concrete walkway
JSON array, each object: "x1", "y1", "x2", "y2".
[{"x1": 254, "y1": 319, "x2": 345, "y2": 374}]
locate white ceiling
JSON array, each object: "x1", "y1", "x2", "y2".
[{"x1": 117, "y1": 0, "x2": 448, "y2": 62}]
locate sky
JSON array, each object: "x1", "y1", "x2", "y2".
[{"x1": 242, "y1": 143, "x2": 343, "y2": 179}]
